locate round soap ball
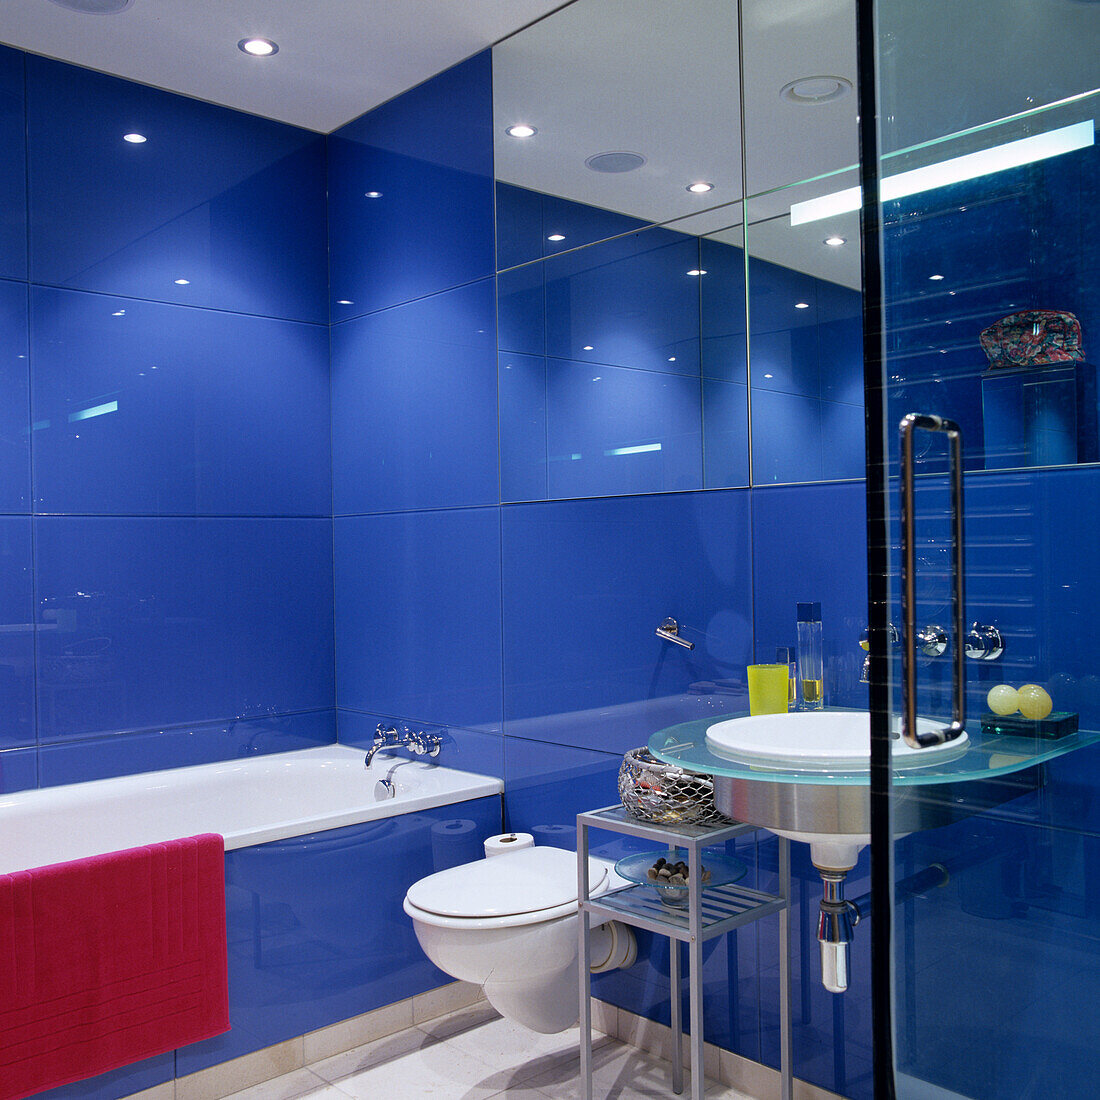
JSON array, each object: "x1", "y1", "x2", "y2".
[
  {"x1": 1017, "y1": 684, "x2": 1053, "y2": 721},
  {"x1": 987, "y1": 684, "x2": 1020, "y2": 716}
]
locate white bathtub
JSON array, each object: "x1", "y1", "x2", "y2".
[{"x1": 0, "y1": 745, "x2": 503, "y2": 874}]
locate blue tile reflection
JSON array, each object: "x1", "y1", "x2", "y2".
[
  {"x1": 31, "y1": 288, "x2": 331, "y2": 516},
  {"x1": 0, "y1": 46, "x2": 26, "y2": 281},
  {"x1": 26, "y1": 56, "x2": 327, "y2": 322},
  {"x1": 545, "y1": 359, "x2": 702, "y2": 499},
  {"x1": 0, "y1": 279, "x2": 30, "y2": 512},
  {"x1": 544, "y1": 228, "x2": 702, "y2": 375},
  {"x1": 332, "y1": 280, "x2": 498, "y2": 514},
  {"x1": 33, "y1": 1054, "x2": 174, "y2": 1100},
  {"x1": 702, "y1": 379, "x2": 749, "y2": 489},
  {"x1": 751, "y1": 482, "x2": 868, "y2": 710},
  {"x1": 499, "y1": 352, "x2": 548, "y2": 503},
  {"x1": 751, "y1": 389, "x2": 823, "y2": 484},
  {"x1": 334, "y1": 509, "x2": 502, "y2": 733},
  {"x1": 328, "y1": 52, "x2": 494, "y2": 318},
  {"x1": 0, "y1": 517, "x2": 34, "y2": 751},
  {"x1": 35, "y1": 518, "x2": 335, "y2": 741},
  {"x1": 39, "y1": 710, "x2": 337, "y2": 787},
  {"x1": 178, "y1": 796, "x2": 501, "y2": 1073},
  {"x1": 502, "y1": 491, "x2": 752, "y2": 754}
]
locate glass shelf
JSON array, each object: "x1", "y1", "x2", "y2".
[{"x1": 648, "y1": 707, "x2": 1100, "y2": 787}]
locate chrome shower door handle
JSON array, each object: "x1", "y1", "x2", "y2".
[{"x1": 899, "y1": 413, "x2": 967, "y2": 749}]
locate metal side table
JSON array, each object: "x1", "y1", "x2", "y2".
[{"x1": 577, "y1": 805, "x2": 792, "y2": 1100}]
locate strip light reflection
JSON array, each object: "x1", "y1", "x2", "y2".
[
  {"x1": 605, "y1": 443, "x2": 662, "y2": 456},
  {"x1": 68, "y1": 400, "x2": 118, "y2": 423},
  {"x1": 789, "y1": 119, "x2": 1094, "y2": 225}
]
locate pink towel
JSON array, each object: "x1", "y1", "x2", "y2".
[{"x1": 0, "y1": 834, "x2": 230, "y2": 1100}]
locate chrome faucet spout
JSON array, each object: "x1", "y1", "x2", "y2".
[{"x1": 365, "y1": 723, "x2": 444, "y2": 768}]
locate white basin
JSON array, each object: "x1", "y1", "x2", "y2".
[
  {"x1": 706, "y1": 710, "x2": 970, "y2": 773},
  {"x1": 705, "y1": 710, "x2": 972, "y2": 871}
]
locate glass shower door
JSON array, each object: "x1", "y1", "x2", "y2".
[{"x1": 864, "y1": 0, "x2": 1100, "y2": 1095}]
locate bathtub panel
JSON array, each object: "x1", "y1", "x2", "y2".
[
  {"x1": 31, "y1": 1053, "x2": 174, "y2": 1100},
  {"x1": 176, "y1": 796, "x2": 501, "y2": 1074},
  {"x1": 34, "y1": 517, "x2": 335, "y2": 742},
  {"x1": 338, "y1": 708, "x2": 504, "y2": 782},
  {"x1": 30, "y1": 287, "x2": 331, "y2": 516},
  {"x1": 38, "y1": 709, "x2": 337, "y2": 787},
  {"x1": 26, "y1": 56, "x2": 327, "y2": 323}
]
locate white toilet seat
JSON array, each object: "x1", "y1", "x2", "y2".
[{"x1": 402, "y1": 846, "x2": 609, "y2": 930}]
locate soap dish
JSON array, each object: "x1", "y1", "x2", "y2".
[{"x1": 980, "y1": 711, "x2": 1079, "y2": 740}]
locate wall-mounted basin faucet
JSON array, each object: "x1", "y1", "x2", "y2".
[{"x1": 859, "y1": 623, "x2": 900, "y2": 682}]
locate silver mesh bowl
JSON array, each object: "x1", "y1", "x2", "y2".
[{"x1": 617, "y1": 748, "x2": 731, "y2": 827}]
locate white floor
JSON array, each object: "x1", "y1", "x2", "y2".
[{"x1": 217, "y1": 1002, "x2": 750, "y2": 1100}]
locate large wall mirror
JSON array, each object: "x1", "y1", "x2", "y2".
[{"x1": 492, "y1": 0, "x2": 1100, "y2": 490}]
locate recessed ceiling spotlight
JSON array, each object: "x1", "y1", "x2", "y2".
[
  {"x1": 364, "y1": 191, "x2": 382, "y2": 199},
  {"x1": 112, "y1": 310, "x2": 125, "y2": 316},
  {"x1": 238, "y1": 37, "x2": 279, "y2": 57},
  {"x1": 337, "y1": 300, "x2": 353, "y2": 305},
  {"x1": 585, "y1": 151, "x2": 646, "y2": 173},
  {"x1": 174, "y1": 278, "x2": 190, "y2": 285},
  {"x1": 668, "y1": 357, "x2": 677, "y2": 362},
  {"x1": 780, "y1": 76, "x2": 853, "y2": 105},
  {"x1": 506, "y1": 124, "x2": 537, "y2": 138},
  {"x1": 929, "y1": 273, "x2": 945, "y2": 280},
  {"x1": 687, "y1": 181, "x2": 714, "y2": 194},
  {"x1": 687, "y1": 269, "x2": 707, "y2": 276},
  {"x1": 824, "y1": 235, "x2": 846, "y2": 246},
  {"x1": 123, "y1": 132, "x2": 146, "y2": 144},
  {"x1": 795, "y1": 301, "x2": 810, "y2": 309},
  {"x1": 47, "y1": 0, "x2": 134, "y2": 12},
  {"x1": 547, "y1": 233, "x2": 565, "y2": 242},
  {"x1": 582, "y1": 345, "x2": 594, "y2": 351}
]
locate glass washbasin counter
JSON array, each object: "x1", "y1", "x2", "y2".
[
  {"x1": 648, "y1": 706, "x2": 1100, "y2": 787},
  {"x1": 649, "y1": 707, "x2": 1100, "y2": 877}
]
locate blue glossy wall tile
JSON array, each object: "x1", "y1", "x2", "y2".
[
  {"x1": 0, "y1": 747, "x2": 36, "y2": 793},
  {"x1": 751, "y1": 483, "x2": 868, "y2": 724},
  {"x1": 338, "y1": 708, "x2": 504, "y2": 782},
  {"x1": 502, "y1": 490, "x2": 753, "y2": 754},
  {"x1": 26, "y1": 56, "x2": 326, "y2": 323},
  {"x1": 544, "y1": 227, "x2": 702, "y2": 375},
  {"x1": 31, "y1": 288, "x2": 330, "y2": 516},
  {"x1": 334, "y1": 508, "x2": 502, "y2": 734},
  {"x1": 497, "y1": 261, "x2": 545, "y2": 357},
  {"x1": 328, "y1": 51, "x2": 493, "y2": 318},
  {"x1": 0, "y1": 46, "x2": 26, "y2": 281},
  {"x1": 35, "y1": 517, "x2": 334, "y2": 741},
  {"x1": 819, "y1": 400, "x2": 865, "y2": 482},
  {"x1": 0, "y1": 517, "x2": 34, "y2": 751},
  {"x1": 700, "y1": 237, "x2": 747, "y2": 384},
  {"x1": 702, "y1": 379, "x2": 749, "y2": 489},
  {"x1": 0, "y1": 278, "x2": 31, "y2": 512},
  {"x1": 39, "y1": 709, "x2": 337, "y2": 787},
  {"x1": 495, "y1": 182, "x2": 652, "y2": 271},
  {"x1": 545, "y1": 359, "x2": 702, "y2": 499},
  {"x1": 332, "y1": 279, "x2": 498, "y2": 514},
  {"x1": 177, "y1": 796, "x2": 501, "y2": 1073},
  {"x1": 499, "y1": 351, "x2": 548, "y2": 503},
  {"x1": 751, "y1": 389, "x2": 823, "y2": 484}
]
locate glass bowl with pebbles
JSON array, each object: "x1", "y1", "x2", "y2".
[{"x1": 614, "y1": 849, "x2": 748, "y2": 909}]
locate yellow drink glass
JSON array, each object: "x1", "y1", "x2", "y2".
[{"x1": 747, "y1": 663, "x2": 790, "y2": 715}]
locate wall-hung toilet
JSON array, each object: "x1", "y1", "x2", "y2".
[{"x1": 403, "y1": 845, "x2": 636, "y2": 1033}]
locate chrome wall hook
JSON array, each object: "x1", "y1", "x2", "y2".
[
  {"x1": 656, "y1": 618, "x2": 695, "y2": 650},
  {"x1": 965, "y1": 622, "x2": 1005, "y2": 660}
]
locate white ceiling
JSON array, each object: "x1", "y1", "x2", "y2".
[{"x1": 0, "y1": 0, "x2": 566, "y2": 132}]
